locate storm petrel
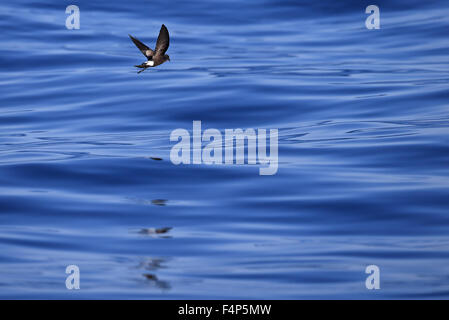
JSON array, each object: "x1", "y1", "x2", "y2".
[{"x1": 129, "y1": 24, "x2": 170, "y2": 73}]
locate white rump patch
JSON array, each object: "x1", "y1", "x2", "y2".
[{"x1": 145, "y1": 60, "x2": 154, "y2": 67}]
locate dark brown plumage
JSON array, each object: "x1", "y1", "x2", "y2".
[{"x1": 129, "y1": 24, "x2": 170, "y2": 73}]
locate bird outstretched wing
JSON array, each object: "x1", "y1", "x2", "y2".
[
  {"x1": 129, "y1": 34, "x2": 154, "y2": 59},
  {"x1": 154, "y1": 24, "x2": 169, "y2": 57}
]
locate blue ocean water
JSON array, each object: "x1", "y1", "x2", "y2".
[{"x1": 0, "y1": 0, "x2": 449, "y2": 299}]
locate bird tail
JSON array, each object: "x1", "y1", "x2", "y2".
[{"x1": 135, "y1": 63, "x2": 146, "y2": 68}]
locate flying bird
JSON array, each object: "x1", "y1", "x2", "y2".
[{"x1": 129, "y1": 24, "x2": 170, "y2": 73}]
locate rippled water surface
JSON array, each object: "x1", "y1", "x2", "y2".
[{"x1": 1, "y1": 0, "x2": 449, "y2": 298}]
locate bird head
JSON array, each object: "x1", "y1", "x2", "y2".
[{"x1": 164, "y1": 54, "x2": 170, "y2": 62}]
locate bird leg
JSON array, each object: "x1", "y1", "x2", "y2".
[{"x1": 137, "y1": 67, "x2": 148, "y2": 74}]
